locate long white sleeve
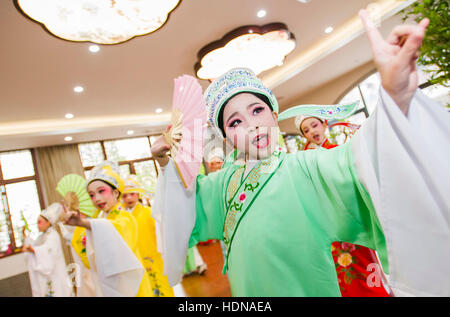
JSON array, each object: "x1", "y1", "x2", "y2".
[
  {"x1": 86, "y1": 219, "x2": 144, "y2": 297},
  {"x1": 29, "y1": 232, "x2": 59, "y2": 276},
  {"x1": 152, "y1": 158, "x2": 196, "y2": 286},
  {"x1": 352, "y1": 88, "x2": 450, "y2": 296}
]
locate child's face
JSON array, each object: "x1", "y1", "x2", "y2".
[
  {"x1": 222, "y1": 93, "x2": 279, "y2": 160},
  {"x1": 122, "y1": 192, "x2": 139, "y2": 209},
  {"x1": 206, "y1": 157, "x2": 223, "y2": 173},
  {"x1": 300, "y1": 117, "x2": 326, "y2": 145},
  {"x1": 87, "y1": 180, "x2": 119, "y2": 212},
  {"x1": 37, "y1": 216, "x2": 50, "y2": 232}
]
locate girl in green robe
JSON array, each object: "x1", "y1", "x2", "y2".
[{"x1": 152, "y1": 11, "x2": 450, "y2": 296}]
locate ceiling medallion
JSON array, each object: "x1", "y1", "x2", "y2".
[
  {"x1": 15, "y1": 0, "x2": 180, "y2": 45},
  {"x1": 195, "y1": 23, "x2": 296, "y2": 81}
]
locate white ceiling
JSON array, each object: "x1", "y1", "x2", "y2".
[{"x1": 0, "y1": 0, "x2": 411, "y2": 151}]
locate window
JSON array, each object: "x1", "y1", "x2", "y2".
[
  {"x1": 0, "y1": 150, "x2": 44, "y2": 258},
  {"x1": 337, "y1": 65, "x2": 449, "y2": 124},
  {"x1": 78, "y1": 136, "x2": 161, "y2": 202}
]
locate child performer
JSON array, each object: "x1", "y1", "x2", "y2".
[
  {"x1": 23, "y1": 203, "x2": 73, "y2": 297},
  {"x1": 121, "y1": 176, "x2": 174, "y2": 297},
  {"x1": 152, "y1": 11, "x2": 449, "y2": 296},
  {"x1": 64, "y1": 161, "x2": 153, "y2": 296},
  {"x1": 296, "y1": 116, "x2": 337, "y2": 150},
  {"x1": 296, "y1": 114, "x2": 391, "y2": 297}
]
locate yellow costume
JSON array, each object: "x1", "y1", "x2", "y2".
[
  {"x1": 71, "y1": 204, "x2": 153, "y2": 297},
  {"x1": 71, "y1": 162, "x2": 153, "y2": 297},
  {"x1": 123, "y1": 176, "x2": 174, "y2": 297}
]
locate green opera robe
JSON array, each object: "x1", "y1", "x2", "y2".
[
  {"x1": 190, "y1": 143, "x2": 386, "y2": 296},
  {"x1": 153, "y1": 89, "x2": 450, "y2": 297}
]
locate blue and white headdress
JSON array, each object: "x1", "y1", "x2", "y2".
[{"x1": 204, "y1": 68, "x2": 279, "y2": 136}]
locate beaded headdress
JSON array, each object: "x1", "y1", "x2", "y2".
[
  {"x1": 204, "y1": 68, "x2": 279, "y2": 136},
  {"x1": 87, "y1": 161, "x2": 125, "y2": 195}
]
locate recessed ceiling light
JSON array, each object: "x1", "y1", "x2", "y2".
[
  {"x1": 127, "y1": 130, "x2": 134, "y2": 135},
  {"x1": 297, "y1": 0, "x2": 310, "y2": 3},
  {"x1": 89, "y1": 45, "x2": 100, "y2": 53},
  {"x1": 65, "y1": 113, "x2": 74, "y2": 119},
  {"x1": 257, "y1": 10, "x2": 266, "y2": 18},
  {"x1": 325, "y1": 26, "x2": 334, "y2": 34},
  {"x1": 155, "y1": 108, "x2": 163, "y2": 113},
  {"x1": 64, "y1": 136, "x2": 73, "y2": 141},
  {"x1": 74, "y1": 86, "x2": 84, "y2": 93}
]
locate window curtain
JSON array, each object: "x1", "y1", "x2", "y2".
[
  {"x1": 35, "y1": 144, "x2": 85, "y2": 205},
  {"x1": 35, "y1": 144, "x2": 86, "y2": 296}
]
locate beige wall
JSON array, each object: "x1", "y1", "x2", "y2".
[
  {"x1": 0, "y1": 253, "x2": 28, "y2": 280},
  {"x1": 279, "y1": 61, "x2": 376, "y2": 134}
]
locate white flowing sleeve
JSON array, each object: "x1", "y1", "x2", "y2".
[
  {"x1": 352, "y1": 87, "x2": 450, "y2": 296},
  {"x1": 85, "y1": 219, "x2": 145, "y2": 297},
  {"x1": 152, "y1": 158, "x2": 196, "y2": 286},
  {"x1": 30, "y1": 231, "x2": 59, "y2": 276}
]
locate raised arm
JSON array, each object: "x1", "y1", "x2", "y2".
[
  {"x1": 346, "y1": 10, "x2": 450, "y2": 296},
  {"x1": 359, "y1": 9, "x2": 429, "y2": 115}
]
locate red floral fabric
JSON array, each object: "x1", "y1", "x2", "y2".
[{"x1": 332, "y1": 242, "x2": 390, "y2": 296}]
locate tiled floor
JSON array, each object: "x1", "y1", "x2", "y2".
[{"x1": 175, "y1": 240, "x2": 232, "y2": 297}]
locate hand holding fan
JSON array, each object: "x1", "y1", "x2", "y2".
[
  {"x1": 56, "y1": 174, "x2": 96, "y2": 217},
  {"x1": 162, "y1": 75, "x2": 206, "y2": 189}
]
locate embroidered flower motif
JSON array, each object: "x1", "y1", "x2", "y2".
[
  {"x1": 81, "y1": 235, "x2": 87, "y2": 247},
  {"x1": 337, "y1": 252, "x2": 353, "y2": 267},
  {"x1": 239, "y1": 192, "x2": 247, "y2": 203},
  {"x1": 340, "y1": 242, "x2": 356, "y2": 252}
]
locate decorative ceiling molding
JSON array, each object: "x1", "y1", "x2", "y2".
[
  {"x1": 261, "y1": 0, "x2": 417, "y2": 89},
  {"x1": 0, "y1": 114, "x2": 171, "y2": 137}
]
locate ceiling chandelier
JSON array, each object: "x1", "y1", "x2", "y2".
[
  {"x1": 195, "y1": 23, "x2": 296, "y2": 81},
  {"x1": 15, "y1": 0, "x2": 180, "y2": 44}
]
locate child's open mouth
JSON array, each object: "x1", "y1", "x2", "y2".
[
  {"x1": 97, "y1": 202, "x2": 106, "y2": 209},
  {"x1": 253, "y1": 134, "x2": 269, "y2": 149}
]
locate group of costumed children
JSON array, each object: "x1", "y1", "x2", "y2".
[
  {"x1": 23, "y1": 172, "x2": 173, "y2": 297},
  {"x1": 23, "y1": 10, "x2": 449, "y2": 297}
]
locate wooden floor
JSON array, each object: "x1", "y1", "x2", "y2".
[{"x1": 177, "y1": 240, "x2": 232, "y2": 297}]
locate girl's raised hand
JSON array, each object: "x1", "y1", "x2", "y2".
[
  {"x1": 151, "y1": 125, "x2": 172, "y2": 167},
  {"x1": 359, "y1": 9, "x2": 429, "y2": 114},
  {"x1": 62, "y1": 200, "x2": 86, "y2": 228}
]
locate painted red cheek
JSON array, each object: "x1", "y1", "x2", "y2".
[{"x1": 99, "y1": 187, "x2": 113, "y2": 197}]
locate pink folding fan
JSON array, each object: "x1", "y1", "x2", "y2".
[{"x1": 162, "y1": 75, "x2": 206, "y2": 189}]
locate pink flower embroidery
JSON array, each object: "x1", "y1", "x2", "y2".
[
  {"x1": 239, "y1": 192, "x2": 247, "y2": 202},
  {"x1": 341, "y1": 242, "x2": 356, "y2": 252},
  {"x1": 81, "y1": 235, "x2": 87, "y2": 247}
]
